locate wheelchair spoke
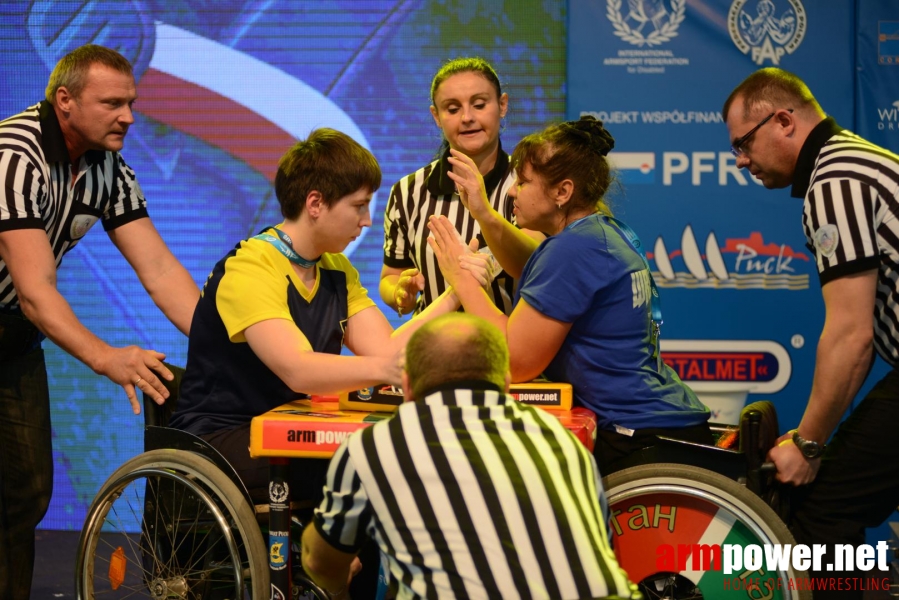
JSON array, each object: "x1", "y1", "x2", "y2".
[{"x1": 77, "y1": 453, "x2": 268, "y2": 599}]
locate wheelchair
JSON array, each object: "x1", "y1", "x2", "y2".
[
  {"x1": 74, "y1": 365, "x2": 327, "y2": 599},
  {"x1": 76, "y1": 365, "x2": 809, "y2": 600},
  {"x1": 601, "y1": 402, "x2": 813, "y2": 599}
]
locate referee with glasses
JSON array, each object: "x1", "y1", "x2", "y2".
[
  {"x1": 301, "y1": 312, "x2": 637, "y2": 599},
  {"x1": 0, "y1": 45, "x2": 198, "y2": 598},
  {"x1": 723, "y1": 67, "x2": 899, "y2": 599}
]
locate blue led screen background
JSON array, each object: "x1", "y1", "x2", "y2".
[{"x1": 0, "y1": 0, "x2": 566, "y2": 530}]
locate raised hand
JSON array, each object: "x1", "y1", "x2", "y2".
[
  {"x1": 446, "y1": 149, "x2": 492, "y2": 221},
  {"x1": 427, "y1": 215, "x2": 479, "y2": 291}
]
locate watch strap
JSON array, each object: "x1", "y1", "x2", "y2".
[{"x1": 791, "y1": 429, "x2": 825, "y2": 459}]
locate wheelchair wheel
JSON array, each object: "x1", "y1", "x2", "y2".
[
  {"x1": 76, "y1": 449, "x2": 268, "y2": 599},
  {"x1": 604, "y1": 464, "x2": 811, "y2": 600}
]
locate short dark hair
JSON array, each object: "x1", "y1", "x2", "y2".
[
  {"x1": 46, "y1": 44, "x2": 134, "y2": 104},
  {"x1": 405, "y1": 313, "x2": 508, "y2": 400},
  {"x1": 722, "y1": 67, "x2": 821, "y2": 121},
  {"x1": 511, "y1": 116, "x2": 617, "y2": 217},
  {"x1": 430, "y1": 57, "x2": 502, "y2": 105},
  {"x1": 274, "y1": 129, "x2": 381, "y2": 220}
]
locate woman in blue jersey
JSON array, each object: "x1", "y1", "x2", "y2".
[{"x1": 428, "y1": 116, "x2": 711, "y2": 472}]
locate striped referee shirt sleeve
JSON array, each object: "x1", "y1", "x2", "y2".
[
  {"x1": 800, "y1": 133, "x2": 899, "y2": 284},
  {"x1": 0, "y1": 141, "x2": 45, "y2": 230},
  {"x1": 313, "y1": 440, "x2": 373, "y2": 554},
  {"x1": 383, "y1": 179, "x2": 415, "y2": 269},
  {"x1": 102, "y1": 153, "x2": 147, "y2": 230}
]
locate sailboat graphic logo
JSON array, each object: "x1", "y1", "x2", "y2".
[{"x1": 649, "y1": 225, "x2": 810, "y2": 290}]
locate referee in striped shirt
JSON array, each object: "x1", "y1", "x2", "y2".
[
  {"x1": 0, "y1": 45, "x2": 199, "y2": 598},
  {"x1": 301, "y1": 312, "x2": 636, "y2": 599},
  {"x1": 724, "y1": 68, "x2": 899, "y2": 599}
]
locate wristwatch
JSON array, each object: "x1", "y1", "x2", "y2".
[{"x1": 791, "y1": 430, "x2": 825, "y2": 459}]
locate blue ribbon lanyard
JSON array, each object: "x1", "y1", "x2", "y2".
[
  {"x1": 254, "y1": 228, "x2": 320, "y2": 269},
  {"x1": 605, "y1": 215, "x2": 664, "y2": 370}
]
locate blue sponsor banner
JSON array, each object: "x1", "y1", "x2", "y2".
[
  {"x1": 571, "y1": 0, "x2": 899, "y2": 546},
  {"x1": 568, "y1": 0, "x2": 857, "y2": 432},
  {"x1": 856, "y1": 0, "x2": 899, "y2": 152}
]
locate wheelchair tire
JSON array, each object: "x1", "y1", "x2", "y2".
[
  {"x1": 76, "y1": 449, "x2": 268, "y2": 599},
  {"x1": 604, "y1": 463, "x2": 812, "y2": 600}
]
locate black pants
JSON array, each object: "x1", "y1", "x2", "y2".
[
  {"x1": 0, "y1": 311, "x2": 49, "y2": 600},
  {"x1": 788, "y1": 368, "x2": 899, "y2": 599},
  {"x1": 593, "y1": 421, "x2": 714, "y2": 474},
  {"x1": 201, "y1": 423, "x2": 330, "y2": 506},
  {"x1": 200, "y1": 423, "x2": 380, "y2": 596}
]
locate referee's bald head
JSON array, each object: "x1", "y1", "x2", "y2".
[{"x1": 404, "y1": 313, "x2": 509, "y2": 400}]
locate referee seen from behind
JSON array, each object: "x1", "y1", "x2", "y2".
[
  {"x1": 301, "y1": 312, "x2": 637, "y2": 599},
  {"x1": 723, "y1": 67, "x2": 899, "y2": 599}
]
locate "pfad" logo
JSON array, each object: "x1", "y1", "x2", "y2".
[{"x1": 728, "y1": 0, "x2": 806, "y2": 65}]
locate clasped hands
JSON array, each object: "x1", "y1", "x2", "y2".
[
  {"x1": 426, "y1": 216, "x2": 499, "y2": 291},
  {"x1": 395, "y1": 225, "x2": 499, "y2": 316}
]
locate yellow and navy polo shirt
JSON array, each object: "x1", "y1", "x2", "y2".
[{"x1": 171, "y1": 227, "x2": 374, "y2": 436}]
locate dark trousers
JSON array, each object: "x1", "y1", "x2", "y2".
[
  {"x1": 200, "y1": 424, "x2": 380, "y2": 596},
  {"x1": 200, "y1": 423, "x2": 330, "y2": 506},
  {"x1": 0, "y1": 348, "x2": 51, "y2": 600},
  {"x1": 594, "y1": 421, "x2": 714, "y2": 474},
  {"x1": 788, "y1": 368, "x2": 899, "y2": 599}
]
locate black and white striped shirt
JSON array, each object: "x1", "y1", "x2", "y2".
[
  {"x1": 0, "y1": 102, "x2": 147, "y2": 308},
  {"x1": 313, "y1": 382, "x2": 636, "y2": 600},
  {"x1": 796, "y1": 117, "x2": 899, "y2": 365},
  {"x1": 383, "y1": 146, "x2": 517, "y2": 314}
]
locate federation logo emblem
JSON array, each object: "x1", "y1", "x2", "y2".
[
  {"x1": 728, "y1": 0, "x2": 807, "y2": 65},
  {"x1": 607, "y1": 0, "x2": 686, "y2": 47},
  {"x1": 814, "y1": 225, "x2": 839, "y2": 258},
  {"x1": 268, "y1": 481, "x2": 289, "y2": 504}
]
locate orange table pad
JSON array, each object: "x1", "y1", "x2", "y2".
[{"x1": 250, "y1": 399, "x2": 597, "y2": 458}]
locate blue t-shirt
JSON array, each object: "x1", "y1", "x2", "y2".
[{"x1": 516, "y1": 214, "x2": 709, "y2": 431}]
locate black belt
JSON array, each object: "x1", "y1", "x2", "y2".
[{"x1": 0, "y1": 307, "x2": 44, "y2": 361}]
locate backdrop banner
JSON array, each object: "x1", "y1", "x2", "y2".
[
  {"x1": 0, "y1": 0, "x2": 566, "y2": 529},
  {"x1": 569, "y1": 0, "x2": 898, "y2": 546},
  {"x1": 856, "y1": 0, "x2": 899, "y2": 151},
  {"x1": 568, "y1": 0, "x2": 858, "y2": 428}
]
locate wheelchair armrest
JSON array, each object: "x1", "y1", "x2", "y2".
[
  {"x1": 142, "y1": 362, "x2": 185, "y2": 428},
  {"x1": 739, "y1": 400, "x2": 780, "y2": 496}
]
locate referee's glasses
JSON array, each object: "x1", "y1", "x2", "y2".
[{"x1": 730, "y1": 109, "x2": 793, "y2": 157}]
